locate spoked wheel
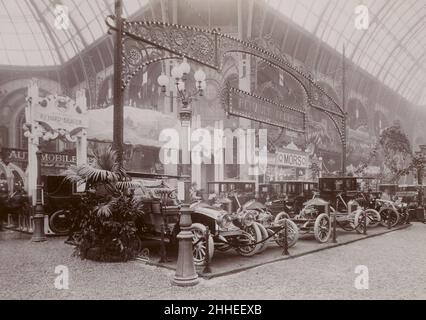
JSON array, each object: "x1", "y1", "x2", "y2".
[
  {"x1": 191, "y1": 223, "x2": 214, "y2": 266},
  {"x1": 364, "y1": 209, "x2": 381, "y2": 227},
  {"x1": 49, "y1": 210, "x2": 72, "y2": 235},
  {"x1": 379, "y1": 207, "x2": 400, "y2": 228},
  {"x1": 274, "y1": 218, "x2": 299, "y2": 248},
  {"x1": 236, "y1": 223, "x2": 262, "y2": 257},
  {"x1": 314, "y1": 213, "x2": 331, "y2": 243},
  {"x1": 255, "y1": 222, "x2": 269, "y2": 253},
  {"x1": 274, "y1": 211, "x2": 290, "y2": 222},
  {"x1": 354, "y1": 210, "x2": 368, "y2": 234}
]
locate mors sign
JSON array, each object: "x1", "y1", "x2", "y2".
[
  {"x1": 275, "y1": 149, "x2": 309, "y2": 168},
  {"x1": 227, "y1": 86, "x2": 305, "y2": 133}
]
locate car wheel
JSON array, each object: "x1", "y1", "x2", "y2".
[
  {"x1": 364, "y1": 209, "x2": 381, "y2": 227},
  {"x1": 379, "y1": 207, "x2": 399, "y2": 227},
  {"x1": 49, "y1": 210, "x2": 71, "y2": 235},
  {"x1": 255, "y1": 222, "x2": 269, "y2": 253},
  {"x1": 191, "y1": 223, "x2": 214, "y2": 266},
  {"x1": 274, "y1": 211, "x2": 290, "y2": 222},
  {"x1": 236, "y1": 223, "x2": 262, "y2": 257},
  {"x1": 274, "y1": 218, "x2": 299, "y2": 248},
  {"x1": 314, "y1": 213, "x2": 331, "y2": 243}
]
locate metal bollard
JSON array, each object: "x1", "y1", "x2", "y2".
[
  {"x1": 282, "y1": 219, "x2": 289, "y2": 256},
  {"x1": 203, "y1": 226, "x2": 212, "y2": 274},
  {"x1": 172, "y1": 204, "x2": 199, "y2": 287},
  {"x1": 332, "y1": 213, "x2": 338, "y2": 243},
  {"x1": 158, "y1": 223, "x2": 167, "y2": 263},
  {"x1": 387, "y1": 211, "x2": 392, "y2": 230},
  {"x1": 363, "y1": 211, "x2": 367, "y2": 235}
]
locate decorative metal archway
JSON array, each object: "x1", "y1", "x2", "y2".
[{"x1": 106, "y1": 1, "x2": 346, "y2": 173}]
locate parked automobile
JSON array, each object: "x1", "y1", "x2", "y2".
[
  {"x1": 261, "y1": 180, "x2": 318, "y2": 216},
  {"x1": 229, "y1": 190, "x2": 299, "y2": 252},
  {"x1": 133, "y1": 178, "x2": 263, "y2": 266},
  {"x1": 286, "y1": 177, "x2": 368, "y2": 243}
]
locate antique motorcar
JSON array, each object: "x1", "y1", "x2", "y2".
[
  {"x1": 190, "y1": 199, "x2": 263, "y2": 265},
  {"x1": 285, "y1": 177, "x2": 369, "y2": 243},
  {"x1": 133, "y1": 177, "x2": 263, "y2": 266},
  {"x1": 207, "y1": 180, "x2": 256, "y2": 212},
  {"x1": 45, "y1": 175, "x2": 83, "y2": 235},
  {"x1": 226, "y1": 190, "x2": 299, "y2": 252},
  {"x1": 261, "y1": 180, "x2": 318, "y2": 216}
]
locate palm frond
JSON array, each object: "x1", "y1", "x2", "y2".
[{"x1": 94, "y1": 199, "x2": 117, "y2": 218}]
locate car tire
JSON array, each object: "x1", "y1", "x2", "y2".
[{"x1": 191, "y1": 223, "x2": 214, "y2": 266}]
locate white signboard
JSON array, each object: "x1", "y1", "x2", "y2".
[
  {"x1": 33, "y1": 95, "x2": 88, "y2": 133},
  {"x1": 275, "y1": 149, "x2": 309, "y2": 168}
]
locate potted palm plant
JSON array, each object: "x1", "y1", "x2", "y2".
[{"x1": 65, "y1": 146, "x2": 144, "y2": 262}]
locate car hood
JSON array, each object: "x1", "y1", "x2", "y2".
[
  {"x1": 242, "y1": 199, "x2": 266, "y2": 210},
  {"x1": 192, "y1": 203, "x2": 227, "y2": 220}
]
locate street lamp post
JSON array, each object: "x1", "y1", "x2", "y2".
[
  {"x1": 158, "y1": 58, "x2": 206, "y2": 189},
  {"x1": 32, "y1": 150, "x2": 46, "y2": 242},
  {"x1": 23, "y1": 122, "x2": 47, "y2": 242},
  {"x1": 158, "y1": 59, "x2": 206, "y2": 287}
]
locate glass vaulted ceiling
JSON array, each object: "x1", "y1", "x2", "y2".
[
  {"x1": 0, "y1": 0, "x2": 425, "y2": 105},
  {"x1": 264, "y1": 0, "x2": 426, "y2": 105},
  {"x1": 0, "y1": 0, "x2": 149, "y2": 66}
]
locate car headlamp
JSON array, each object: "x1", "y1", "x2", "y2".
[
  {"x1": 241, "y1": 211, "x2": 255, "y2": 227},
  {"x1": 218, "y1": 213, "x2": 233, "y2": 229}
]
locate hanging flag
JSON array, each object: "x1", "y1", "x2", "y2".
[{"x1": 142, "y1": 71, "x2": 148, "y2": 86}]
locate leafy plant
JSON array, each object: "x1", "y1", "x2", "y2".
[{"x1": 65, "y1": 146, "x2": 145, "y2": 262}]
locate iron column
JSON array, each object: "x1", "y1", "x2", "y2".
[
  {"x1": 31, "y1": 150, "x2": 46, "y2": 242},
  {"x1": 113, "y1": 0, "x2": 124, "y2": 166}
]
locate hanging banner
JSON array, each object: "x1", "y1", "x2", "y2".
[
  {"x1": 32, "y1": 95, "x2": 88, "y2": 133},
  {"x1": 227, "y1": 86, "x2": 305, "y2": 133},
  {"x1": 0, "y1": 148, "x2": 91, "y2": 170}
]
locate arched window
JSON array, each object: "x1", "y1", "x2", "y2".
[{"x1": 16, "y1": 110, "x2": 27, "y2": 149}]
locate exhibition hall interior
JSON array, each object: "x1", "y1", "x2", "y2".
[{"x1": 0, "y1": 0, "x2": 425, "y2": 301}]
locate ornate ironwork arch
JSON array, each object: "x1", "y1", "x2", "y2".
[{"x1": 106, "y1": 16, "x2": 347, "y2": 170}]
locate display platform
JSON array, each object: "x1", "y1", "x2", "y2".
[{"x1": 139, "y1": 224, "x2": 412, "y2": 279}]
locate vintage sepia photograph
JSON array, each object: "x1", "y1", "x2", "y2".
[{"x1": 0, "y1": 0, "x2": 425, "y2": 304}]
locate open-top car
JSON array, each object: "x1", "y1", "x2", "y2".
[
  {"x1": 133, "y1": 178, "x2": 263, "y2": 266},
  {"x1": 227, "y1": 190, "x2": 299, "y2": 252},
  {"x1": 189, "y1": 198, "x2": 263, "y2": 265},
  {"x1": 287, "y1": 177, "x2": 369, "y2": 243}
]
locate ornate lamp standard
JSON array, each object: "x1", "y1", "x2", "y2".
[
  {"x1": 23, "y1": 123, "x2": 57, "y2": 242},
  {"x1": 157, "y1": 58, "x2": 206, "y2": 186},
  {"x1": 157, "y1": 58, "x2": 207, "y2": 121},
  {"x1": 158, "y1": 59, "x2": 206, "y2": 287}
]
